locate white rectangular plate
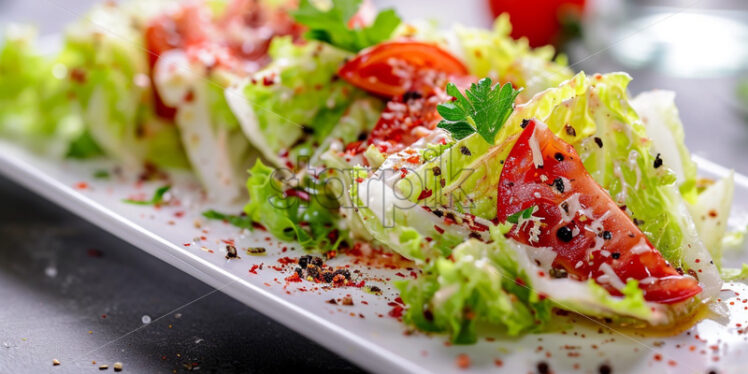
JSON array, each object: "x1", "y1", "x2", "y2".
[{"x1": 2, "y1": 139, "x2": 748, "y2": 374}]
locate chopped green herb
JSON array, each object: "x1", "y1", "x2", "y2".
[
  {"x1": 292, "y1": 0, "x2": 401, "y2": 52},
  {"x1": 202, "y1": 209, "x2": 254, "y2": 230},
  {"x1": 93, "y1": 170, "x2": 110, "y2": 179},
  {"x1": 437, "y1": 78, "x2": 522, "y2": 144},
  {"x1": 506, "y1": 205, "x2": 538, "y2": 224},
  {"x1": 123, "y1": 185, "x2": 171, "y2": 206}
]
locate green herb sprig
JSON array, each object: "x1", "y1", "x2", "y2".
[
  {"x1": 292, "y1": 0, "x2": 401, "y2": 52},
  {"x1": 202, "y1": 210, "x2": 255, "y2": 230},
  {"x1": 506, "y1": 205, "x2": 538, "y2": 224},
  {"x1": 123, "y1": 185, "x2": 171, "y2": 206},
  {"x1": 437, "y1": 78, "x2": 522, "y2": 144}
]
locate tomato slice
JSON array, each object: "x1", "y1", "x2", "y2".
[
  {"x1": 338, "y1": 41, "x2": 470, "y2": 98},
  {"x1": 496, "y1": 120, "x2": 701, "y2": 304}
]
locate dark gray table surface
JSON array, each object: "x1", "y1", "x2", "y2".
[{"x1": 1, "y1": 1, "x2": 747, "y2": 373}]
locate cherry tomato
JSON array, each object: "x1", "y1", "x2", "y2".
[
  {"x1": 488, "y1": 0, "x2": 586, "y2": 47},
  {"x1": 496, "y1": 120, "x2": 701, "y2": 304},
  {"x1": 338, "y1": 41, "x2": 470, "y2": 98}
]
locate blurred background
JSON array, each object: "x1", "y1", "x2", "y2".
[{"x1": 1, "y1": 0, "x2": 746, "y2": 373}]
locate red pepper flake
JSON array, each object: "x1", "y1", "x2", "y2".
[
  {"x1": 433, "y1": 225, "x2": 445, "y2": 234},
  {"x1": 70, "y1": 68, "x2": 87, "y2": 83},
  {"x1": 285, "y1": 273, "x2": 302, "y2": 283},
  {"x1": 400, "y1": 168, "x2": 408, "y2": 178},
  {"x1": 388, "y1": 305, "x2": 404, "y2": 319},
  {"x1": 667, "y1": 360, "x2": 677, "y2": 367},
  {"x1": 494, "y1": 359, "x2": 503, "y2": 367},
  {"x1": 653, "y1": 353, "x2": 662, "y2": 361},
  {"x1": 395, "y1": 272, "x2": 407, "y2": 278},
  {"x1": 74, "y1": 182, "x2": 89, "y2": 190},
  {"x1": 326, "y1": 250, "x2": 337, "y2": 259},
  {"x1": 249, "y1": 264, "x2": 259, "y2": 274},
  {"x1": 417, "y1": 189, "x2": 433, "y2": 201},
  {"x1": 355, "y1": 177, "x2": 364, "y2": 183},
  {"x1": 455, "y1": 354, "x2": 470, "y2": 370},
  {"x1": 183, "y1": 243, "x2": 191, "y2": 247},
  {"x1": 183, "y1": 90, "x2": 194, "y2": 103},
  {"x1": 405, "y1": 155, "x2": 420, "y2": 164},
  {"x1": 87, "y1": 249, "x2": 103, "y2": 257},
  {"x1": 277, "y1": 257, "x2": 297, "y2": 265}
]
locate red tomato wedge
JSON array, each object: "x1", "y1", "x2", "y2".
[
  {"x1": 496, "y1": 120, "x2": 701, "y2": 304},
  {"x1": 338, "y1": 41, "x2": 470, "y2": 98}
]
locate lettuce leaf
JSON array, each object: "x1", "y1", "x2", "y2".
[
  {"x1": 721, "y1": 264, "x2": 748, "y2": 282},
  {"x1": 51, "y1": 2, "x2": 189, "y2": 170},
  {"x1": 0, "y1": 25, "x2": 88, "y2": 157},
  {"x1": 452, "y1": 15, "x2": 573, "y2": 99},
  {"x1": 244, "y1": 160, "x2": 345, "y2": 251},
  {"x1": 396, "y1": 224, "x2": 689, "y2": 342},
  {"x1": 154, "y1": 50, "x2": 254, "y2": 202},
  {"x1": 397, "y1": 235, "x2": 549, "y2": 343},
  {"x1": 235, "y1": 37, "x2": 367, "y2": 166},
  {"x1": 687, "y1": 172, "x2": 735, "y2": 267},
  {"x1": 631, "y1": 90, "x2": 698, "y2": 201}
]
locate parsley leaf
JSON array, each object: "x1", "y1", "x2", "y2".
[
  {"x1": 292, "y1": 0, "x2": 401, "y2": 52},
  {"x1": 506, "y1": 205, "x2": 538, "y2": 224},
  {"x1": 437, "y1": 78, "x2": 522, "y2": 144},
  {"x1": 202, "y1": 210, "x2": 255, "y2": 230},
  {"x1": 123, "y1": 185, "x2": 171, "y2": 206}
]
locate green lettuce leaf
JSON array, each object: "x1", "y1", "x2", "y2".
[
  {"x1": 452, "y1": 14, "x2": 573, "y2": 99},
  {"x1": 0, "y1": 25, "x2": 88, "y2": 157},
  {"x1": 154, "y1": 52, "x2": 254, "y2": 202},
  {"x1": 397, "y1": 224, "x2": 685, "y2": 342},
  {"x1": 721, "y1": 264, "x2": 748, "y2": 282},
  {"x1": 631, "y1": 90, "x2": 698, "y2": 201},
  {"x1": 687, "y1": 172, "x2": 734, "y2": 267},
  {"x1": 244, "y1": 160, "x2": 345, "y2": 251},
  {"x1": 234, "y1": 36, "x2": 368, "y2": 166},
  {"x1": 397, "y1": 235, "x2": 549, "y2": 344}
]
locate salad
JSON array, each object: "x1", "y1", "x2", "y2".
[{"x1": 0, "y1": 0, "x2": 744, "y2": 344}]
